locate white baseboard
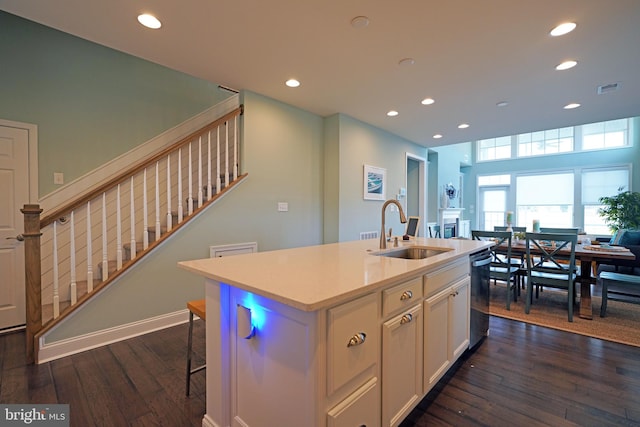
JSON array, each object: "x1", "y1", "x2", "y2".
[
  {"x1": 37, "y1": 309, "x2": 191, "y2": 364},
  {"x1": 202, "y1": 415, "x2": 221, "y2": 427}
]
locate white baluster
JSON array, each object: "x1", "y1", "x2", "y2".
[
  {"x1": 178, "y1": 148, "x2": 183, "y2": 222},
  {"x1": 102, "y1": 194, "x2": 109, "y2": 281},
  {"x1": 130, "y1": 177, "x2": 136, "y2": 259},
  {"x1": 225, "y1": 121, "x2": 229, "y2": 188},
  {"x1": 143, "y1": 168, "x2": 149, "y2": 250},
  {"x1": 198, "y1": 136, "x2": 203, "y2": 207},
  {"x1": 166, "y1": 154, "x2": 173, "y2": 231},
  {"x1": 207, "y1": 131, "x2": 212, "y2": 201},
  {"x1": 234, "y1": 115, "x2": 238, "y2": 179},
  {"x1": 116, "y1": 184, "x2": 123, "y2": 270},
  {"x1": 87, "y1": 200, "x2": 93, "y2": 292},
  {"x1": 155, "y1": 161, "x2": 161, "y2": 239},
  {"x1": 69, "y1": 211, "x2": 77, "y2": 305},
  {"x1": 188, "y1": 142, "x2": 193, "y2": 215},
  {"x1": 52, "y1": 221, "x2": 59, "y2": 319},
  {"x1": 216, "y1": 126, "x2": 221, "y2": 194}
]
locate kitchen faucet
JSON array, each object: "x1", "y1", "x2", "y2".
[{"x1": 380, "y1": 199, "x2": 407, "y2": 249}]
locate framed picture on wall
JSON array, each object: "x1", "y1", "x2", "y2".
[{"x1": 363, "y1": 164, "x2": 386, "y2": 201}]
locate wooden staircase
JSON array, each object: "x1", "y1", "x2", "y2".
[{"x1": 22, "y1": 106, "x2": 244, "y2": 363}]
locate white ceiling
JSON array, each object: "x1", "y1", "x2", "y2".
[{"x1": 2, "y1": 0, "x2": 639, "y2": 147}]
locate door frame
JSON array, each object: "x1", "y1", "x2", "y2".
[
  {"x1": 405, "y1": 152, "x2": 427, "y2": 238},
  {"x1": 0, "y1": 118, "x2": 38, "y2": 331},
  {"x1": 0, "y1": 118, "x2": 38, "y2": 203}
]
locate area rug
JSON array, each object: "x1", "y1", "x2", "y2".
[{"x1": 489, "y1": 283, "x2": 640, "y2": 348}]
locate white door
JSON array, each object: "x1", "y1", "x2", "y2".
[{"x1": 0, "y1": 124, "x2": 31, "y2": 330}]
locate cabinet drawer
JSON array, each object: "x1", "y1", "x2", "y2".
[
  {"x1": 382, "y1": 277, "x2": 423, "y2": 317},
  {"x1": 327, "y1": 377, "x2": 380, "y2": 427},
  {"x1": 424, "y1": 258, "x2": 469, "y2": 297},
  {"x1": 327, "y1": 293, "x2": 379, "y2": 395}
]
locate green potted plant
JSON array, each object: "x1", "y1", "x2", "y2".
[{"x1": 598, "y1": 188, "x2": 640, "y2": 233}]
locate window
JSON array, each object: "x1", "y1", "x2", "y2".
[
  {"x1": 478, "y1": 136, "x2": 511, "y2": 161},
  {"x1": 517, "y1": 127, "x2": 573, "y2": 157},
  {"x1": 478, "y1": 175, "x2": 511, "y2": 230},
  {"x1": 582, "y1": 119, "x2": 628, "y2": 150},
  {"x1": 582, "y1": 168, "x2": 630, "y2": 234},
  {"x1": 516, "y1": 173, "x2": 574, "y2": 229}
]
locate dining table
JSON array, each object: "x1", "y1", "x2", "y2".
[{"x1": 501, "y1": 241, "x2": 636, "y2": 319}]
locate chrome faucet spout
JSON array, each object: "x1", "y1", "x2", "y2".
[{"x1": 380, "y1": 199, "x2": 407, "y2": 249}]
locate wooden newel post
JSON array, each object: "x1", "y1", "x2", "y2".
[{"x1": 21, "y1": 204, "x2": 43, "y2": 364}]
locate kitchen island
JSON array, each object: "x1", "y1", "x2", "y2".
[{"x1": 179, "y1": 237, "x2": 492, "y2": 427}]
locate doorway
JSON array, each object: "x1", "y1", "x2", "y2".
[
  {"x1": 0, "y1": 119, "x2": 38, "y2": 331},
  {"x1": 405, "y1": 153, "x2": 427, "y2": 237}
]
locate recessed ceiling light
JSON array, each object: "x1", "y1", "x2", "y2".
[
  {"x1": 550, "y1": 22, "x2": 576, "y2": 37},
  {"x1": 421, "y1": 98, "x2": 435, "y2": 105},
  {"x1": 399, "y1": 58, "x2": 415, "y2": 66},
  {"x1": 458, "y1": 123, "x2": 469, "y2": 129},
  {"x1": 351, "y1": 16, "x2": 370, "y2": 29},
  {"x1": 137, "y1": 14, "x2": 162, "y2": 29},
  {"x1": 433, "y1": 134, "x2": 443, "y2": 139},
  {"x1": 556, "y1": 60, "x2": 577, "y2": 71},
  {"x1": 496, "y1": 101, "x2": 509, "y2": 107},
  {"x1": 387, "y1": 110, "x2": 399, "y2": 117},
  {"x1": 564, "y1": 103, "x2": 581, "y2": 109},
  {"x1": 285, "y1": 79, "x2": 300, "y2": 88}
]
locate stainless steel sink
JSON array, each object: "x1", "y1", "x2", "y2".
[{"x1": 372, "y1": 246, "x2": 452, "y2": 260}]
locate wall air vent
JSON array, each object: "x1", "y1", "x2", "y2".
[
  {"x1": 597, "y1": 82, "x2": 620, "y2": 94},
  {"x1": 360, "y1": 231, "x2": 379, "y2": 240}
]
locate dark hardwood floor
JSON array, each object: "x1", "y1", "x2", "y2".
[{"x1": 2, "y1": 316, "x2": 640, "y2": 426}]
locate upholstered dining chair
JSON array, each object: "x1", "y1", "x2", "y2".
[
  {"x1": 472, "y1": 230, "x2": 520, "y2": 310},
  {"x1": 524, "y1": 232, "x2": 578, "y2": 322}
]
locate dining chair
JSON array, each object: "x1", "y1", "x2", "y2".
[
  {"x1": 540, "y1": 227, "x2": 579, "y2": 234},
  {"x1": 472, "y1": 230, "x2": 520, "y2": 310},
  {"x1": 494, "y1": 226, "x2": 527, "y2": 288},
  {"x1": 494, "y1": 226, "x2": 527, "y2": 233},
  {"x1": 524, "y1": 232, "x2": 578, "y2": 322}
]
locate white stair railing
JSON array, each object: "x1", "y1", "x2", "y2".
[{"x1": 36, "y1": 108, "x2": 242, "y2": 323}]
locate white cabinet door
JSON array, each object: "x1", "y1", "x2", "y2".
[
  {"x1": 382, "y1": 304, "x2": 423, "y2": 427},
  {"x1": 423, "y1": 287, "x2": 450, "y2": 393},
  {"x1": 327, "y1": 377, "x2": 380, "y2": 427},
  {"x1": 449, "y1": 277, "x2": 470, "y2": 361},
  {"x1": 423, "y1": 276, "x2": 470, "y2": 394}
]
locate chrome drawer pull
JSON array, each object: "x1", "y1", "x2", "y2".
[
  {"x1": 400, "y1": 313, "x2": 413, "y2": 324},
  {"x1": 400, "y1": 290, "x2": 413, "y2": 301},
  {"x1": 347, "y1": 332, "x2": 366, "y2": 347}
]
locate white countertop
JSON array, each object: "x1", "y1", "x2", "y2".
[{"x1": 178, "y1": 237, "x2": 492, "y2": 312}]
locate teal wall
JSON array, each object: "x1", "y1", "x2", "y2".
[
  {"x1": 0, "y1": 11, "x2": 230, "y2": 196},
  {"x1": 332, "y1": 114, "x2": 428, "y2": 242},
  {"x1": 47, "y1": 90, "x2": 326, "y2": 340}
]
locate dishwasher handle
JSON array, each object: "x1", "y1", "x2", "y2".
[{"x1": 472, "y1": 256, "x2": 492, "y2": 267}]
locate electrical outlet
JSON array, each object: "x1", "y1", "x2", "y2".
[
  {"x1": 53, "y1": 172, "x2": 64, "y2": 185},
  {"x1": 277, "y1": 202, "x2": 289, "y2": 212}
]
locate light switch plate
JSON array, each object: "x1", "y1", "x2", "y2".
[
  {"x1": 277, "y1": 202, "x2": 289, "y2": 212},
  {"x1": 53, "y1": 172, "x2": 64, "y2": 185}
]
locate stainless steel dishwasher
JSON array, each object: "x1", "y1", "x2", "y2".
[{"x1": 469, "y1": 249, "x2": 491, "y2": 348}]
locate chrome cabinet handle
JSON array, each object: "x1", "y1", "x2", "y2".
[
  {"x1": 6, "y1": 234, "x2": 24, "y2": 242},
  {"x1": 347, "y1": 332, "x2": 366, "y2": 347},
  {"x1": 400, "y1": 313, "x2": 413, "y2": 324},
  {"x1": 400, "y1": 290, "x2": 413, "y2": 301}
]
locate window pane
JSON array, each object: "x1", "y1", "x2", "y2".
[
  {"x1": 584, "y1": 205, "x2": 611, "y2": 235},
  {"x1": 478, "y1": 174, "x2": 510, "y2": 186},
  {"x1": 582, "y1": 118, "x2": 628, "y2": 150},
  {"x1": 517, "y1": 173, "x2": 573, "y2": 204},
  {"x1": 516, "y1": 173, "x2": 574, "y2": 229},
  {"x1": 582, "y1": 169, "x2": 629, "y2": 203}
]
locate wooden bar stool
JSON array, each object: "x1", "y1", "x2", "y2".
[{"x1": 186, "y1": 299, "x2": 206, "y2": 396}]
